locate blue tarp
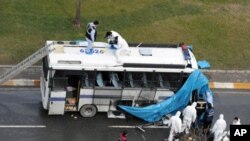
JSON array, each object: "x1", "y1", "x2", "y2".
[
  {"x1": 118, "y1": 70, "x2": 212, "y2": 122},
  {"x1": 198, "y1": 60, "x2": 211, "y2": 69}
]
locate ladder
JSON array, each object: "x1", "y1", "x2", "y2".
[{"x1": 0, "y1": 43, "x2": 54, "y2": 84}]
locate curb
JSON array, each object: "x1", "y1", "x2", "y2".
[
  {"x1": 209, "y1": 82, "x2": 250, "y2": 90},
  {"x1": 1, "y1": 79, "x2": 250, "y2": 90},
  {"x1": 1, "y1": 79, "x2": 40, "y2": 87}
]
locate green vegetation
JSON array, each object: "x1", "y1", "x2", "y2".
[{"x1": 0, "y1": 0, "x2": 249, "y2": 69}]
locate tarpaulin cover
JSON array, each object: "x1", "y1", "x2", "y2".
[
  {"x1": 118, "y1": 70, "x2": 212, "y2": 122},
  {"x1": 198, "y1": 60, "x2": 211, "y2": 69}
]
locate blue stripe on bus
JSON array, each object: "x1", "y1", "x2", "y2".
[
  {"x1": 48, "y1": 95, "x2": 171, "y2": 101},
  {"x1": 49, "y1": 97, "x2": 66, "y2": 101},
  {"x1": 80, "y1": 95, "x2": 93, "y2": 98}
]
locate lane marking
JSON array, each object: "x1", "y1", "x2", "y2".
[
  {"x1": 108, "y1": 125, "x2": 168, "y2": 129},
  {"x1": 213, "y1": 91, "x2": 250, "y2": 95},
  {"x1": 0, "y1": 125, "x2": 46, "y2": 128}
]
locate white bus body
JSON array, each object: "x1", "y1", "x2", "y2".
[{"x1": 40, "y1": 40, "x2": 198, "y2": 117}]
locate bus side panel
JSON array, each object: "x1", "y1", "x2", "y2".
[
  {"x1": 78, "y1": 88, "x2": 94, "y2": 111},
  {"x1": 48, "y1": 91, "x2": 66, "y2": 115},
  {"x1": 121, "y1": 88, "x2": 141, "y2": 100},
  {"x1": 122, "y1": 88, "x2": 141, "y2": 106},
  {"x1": 94, "y1": 88, "x2": 121, "y2": 112},
  {"x1": 138, "y1": 88, "x2": 156, "y2": 101},
  {"x1": 155, "y1": 89, "x2": 174, "y2": 102}
]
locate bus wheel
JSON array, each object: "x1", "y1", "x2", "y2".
[{"x1": 80, "y1": 104, "x2": 97, "y2": 117}]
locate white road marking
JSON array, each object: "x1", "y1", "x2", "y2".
[
  {"x1": 213, "y1": 91, "x2": 250, "y2": 95},
  {"x1": 0, "y1": 125, "x2": 46, "y2": 128},
  {"x1": 108, "y1": 125, "x2": 168, "y2": 129}
]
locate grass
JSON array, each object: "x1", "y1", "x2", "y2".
[{"x1": 0, "y1": 0, "x2": 250, "y2": 69}]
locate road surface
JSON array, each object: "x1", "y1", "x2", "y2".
[{"x1": 0, "y1": 88, "x2": 249, "y2": 141}]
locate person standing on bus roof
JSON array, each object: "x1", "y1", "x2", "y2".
[
  {"x1": 85, "y1": 20, "x2": 99, "y2": 54},
  {"x1": 179, "y1": 42, "x2": 187, "y2": 50},
  {"x1": 104, "y1": 31, "x2": 131, "y2": 62}
]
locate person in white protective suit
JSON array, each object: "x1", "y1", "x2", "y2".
[
  {"x1": 167, "y1": 111, "x2": 183, "y2": 141},
  {"x1": 85, "y1": 20, "x2": 99, "y2": 53},
  {"x1": 226, "y1": 116, "x2": 241, "y2": 139},
  {"x1": 105, "y1": 31, "x2": 131, "y2": 61},
  {"x1": 211, "y1": 114, "x2": 227, "y2": 141},
  {"x1": 206, "y1": 91, "x2": 214, "y2": 107},
  {"x1": 221, "y1": 131, "x2": 230, "y2": 141},
  {"x1": 182, "y1": 102, "x2": 197, "y2": 134},
  {"x1": 232, "y1": 116, "x2": 241, "y2": 125}
]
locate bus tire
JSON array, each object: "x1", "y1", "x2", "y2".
[{"x1": 79, "y1": 104, "x2": 97, "y2": 117}]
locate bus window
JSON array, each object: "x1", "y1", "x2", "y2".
[
  {"x1": 124, "y1": 72, "x2": 133, "y2": 88},
  {"x1": 82, "y1": 73, "x2": 88, "y2": 87},
  {"x1": 82, "y1": 72, "x2": 95, "y2": 87},
  {"x1": 160, "y1": 73, "x2": 182, "y2": 90},
  {"x1": 145, "y1": 72, "x2": 155, "y2": 89},
  {"x1": 124, "y1": 72, "x2": 152, "y2": 88},
  {"x1": 96, "y1": 72, "x2": 105, "y2": 87},
  {"x1": 101, "y1": 72, "x2": 113, "y2": 86},
  {"x1": 109, "y1": 72, "x2": 122, "y2": 87},
  {"x1": 131, "y1": 72, "x2": 143, "y2": 87},
  {"x1": 156, "y1": 73, "x2": 170, "y2": 88},
  {"x1": 53, "y1": 70, "x2": 64, "y2": 77},
  {"x1": 52, "y1": 77, "x2": 68, "y2": 91},
  {"x1": 142, "y1": 73, "x2": 148, "y2": 88}
]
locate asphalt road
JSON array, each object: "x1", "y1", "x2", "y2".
[{"x1": 0, "y1": 88, "x2": 249, "y2": 141}]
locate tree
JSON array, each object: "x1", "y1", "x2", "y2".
[{"x1": 73, "y1": 0, "x2": 82, "y2": 28}]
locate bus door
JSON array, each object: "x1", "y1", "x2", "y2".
[
  {"x1": 48, "y1": 77, "x2": 68, "y2": 115},
  {"x1": 65, "y1": 75, "x2": 81, "y2": 111},
  {"x1": 41, "y1": 57, "x2": 50, "y2": 110}
]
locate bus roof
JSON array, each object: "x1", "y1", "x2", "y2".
[{"x1": 46, "y1": 41, "x2": 198, "y2": 72}]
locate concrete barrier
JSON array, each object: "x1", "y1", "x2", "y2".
[
  {"x1": 209, "y1": 82, "x2": 250, "y2": 89},
  {"x1": 1, "y1": 79, "x2": 40, "y2": 87}
]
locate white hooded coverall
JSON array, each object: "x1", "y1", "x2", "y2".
[
  {"x1": 221, "y1": 131, "x2": 230, "y2": 141},
  {"x1": 227, "y1": 117, "x2": 241, "y2": 138},
  {"x1": 233, "y1": 118, "x2": 241, "y2": 125},
  {"x1": 168, "y1": 111, "x2": 182, "y2": 141},
  {"x1": 85, "y1": 22, "x2": 97, "y2": 50},
  {"x1": 211, "y1": 114, "x2": 227, "y2": 141},
  {"x1": 107, "y1": 31, "x2": 130, "y2": 60},
  {"x1": 182, "y1": 102, "x2": 197, "y2": 134}
]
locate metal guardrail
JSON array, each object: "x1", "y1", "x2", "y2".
[{"x1": 0, "y1": 43, "x2": 53, "y2": 84}]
